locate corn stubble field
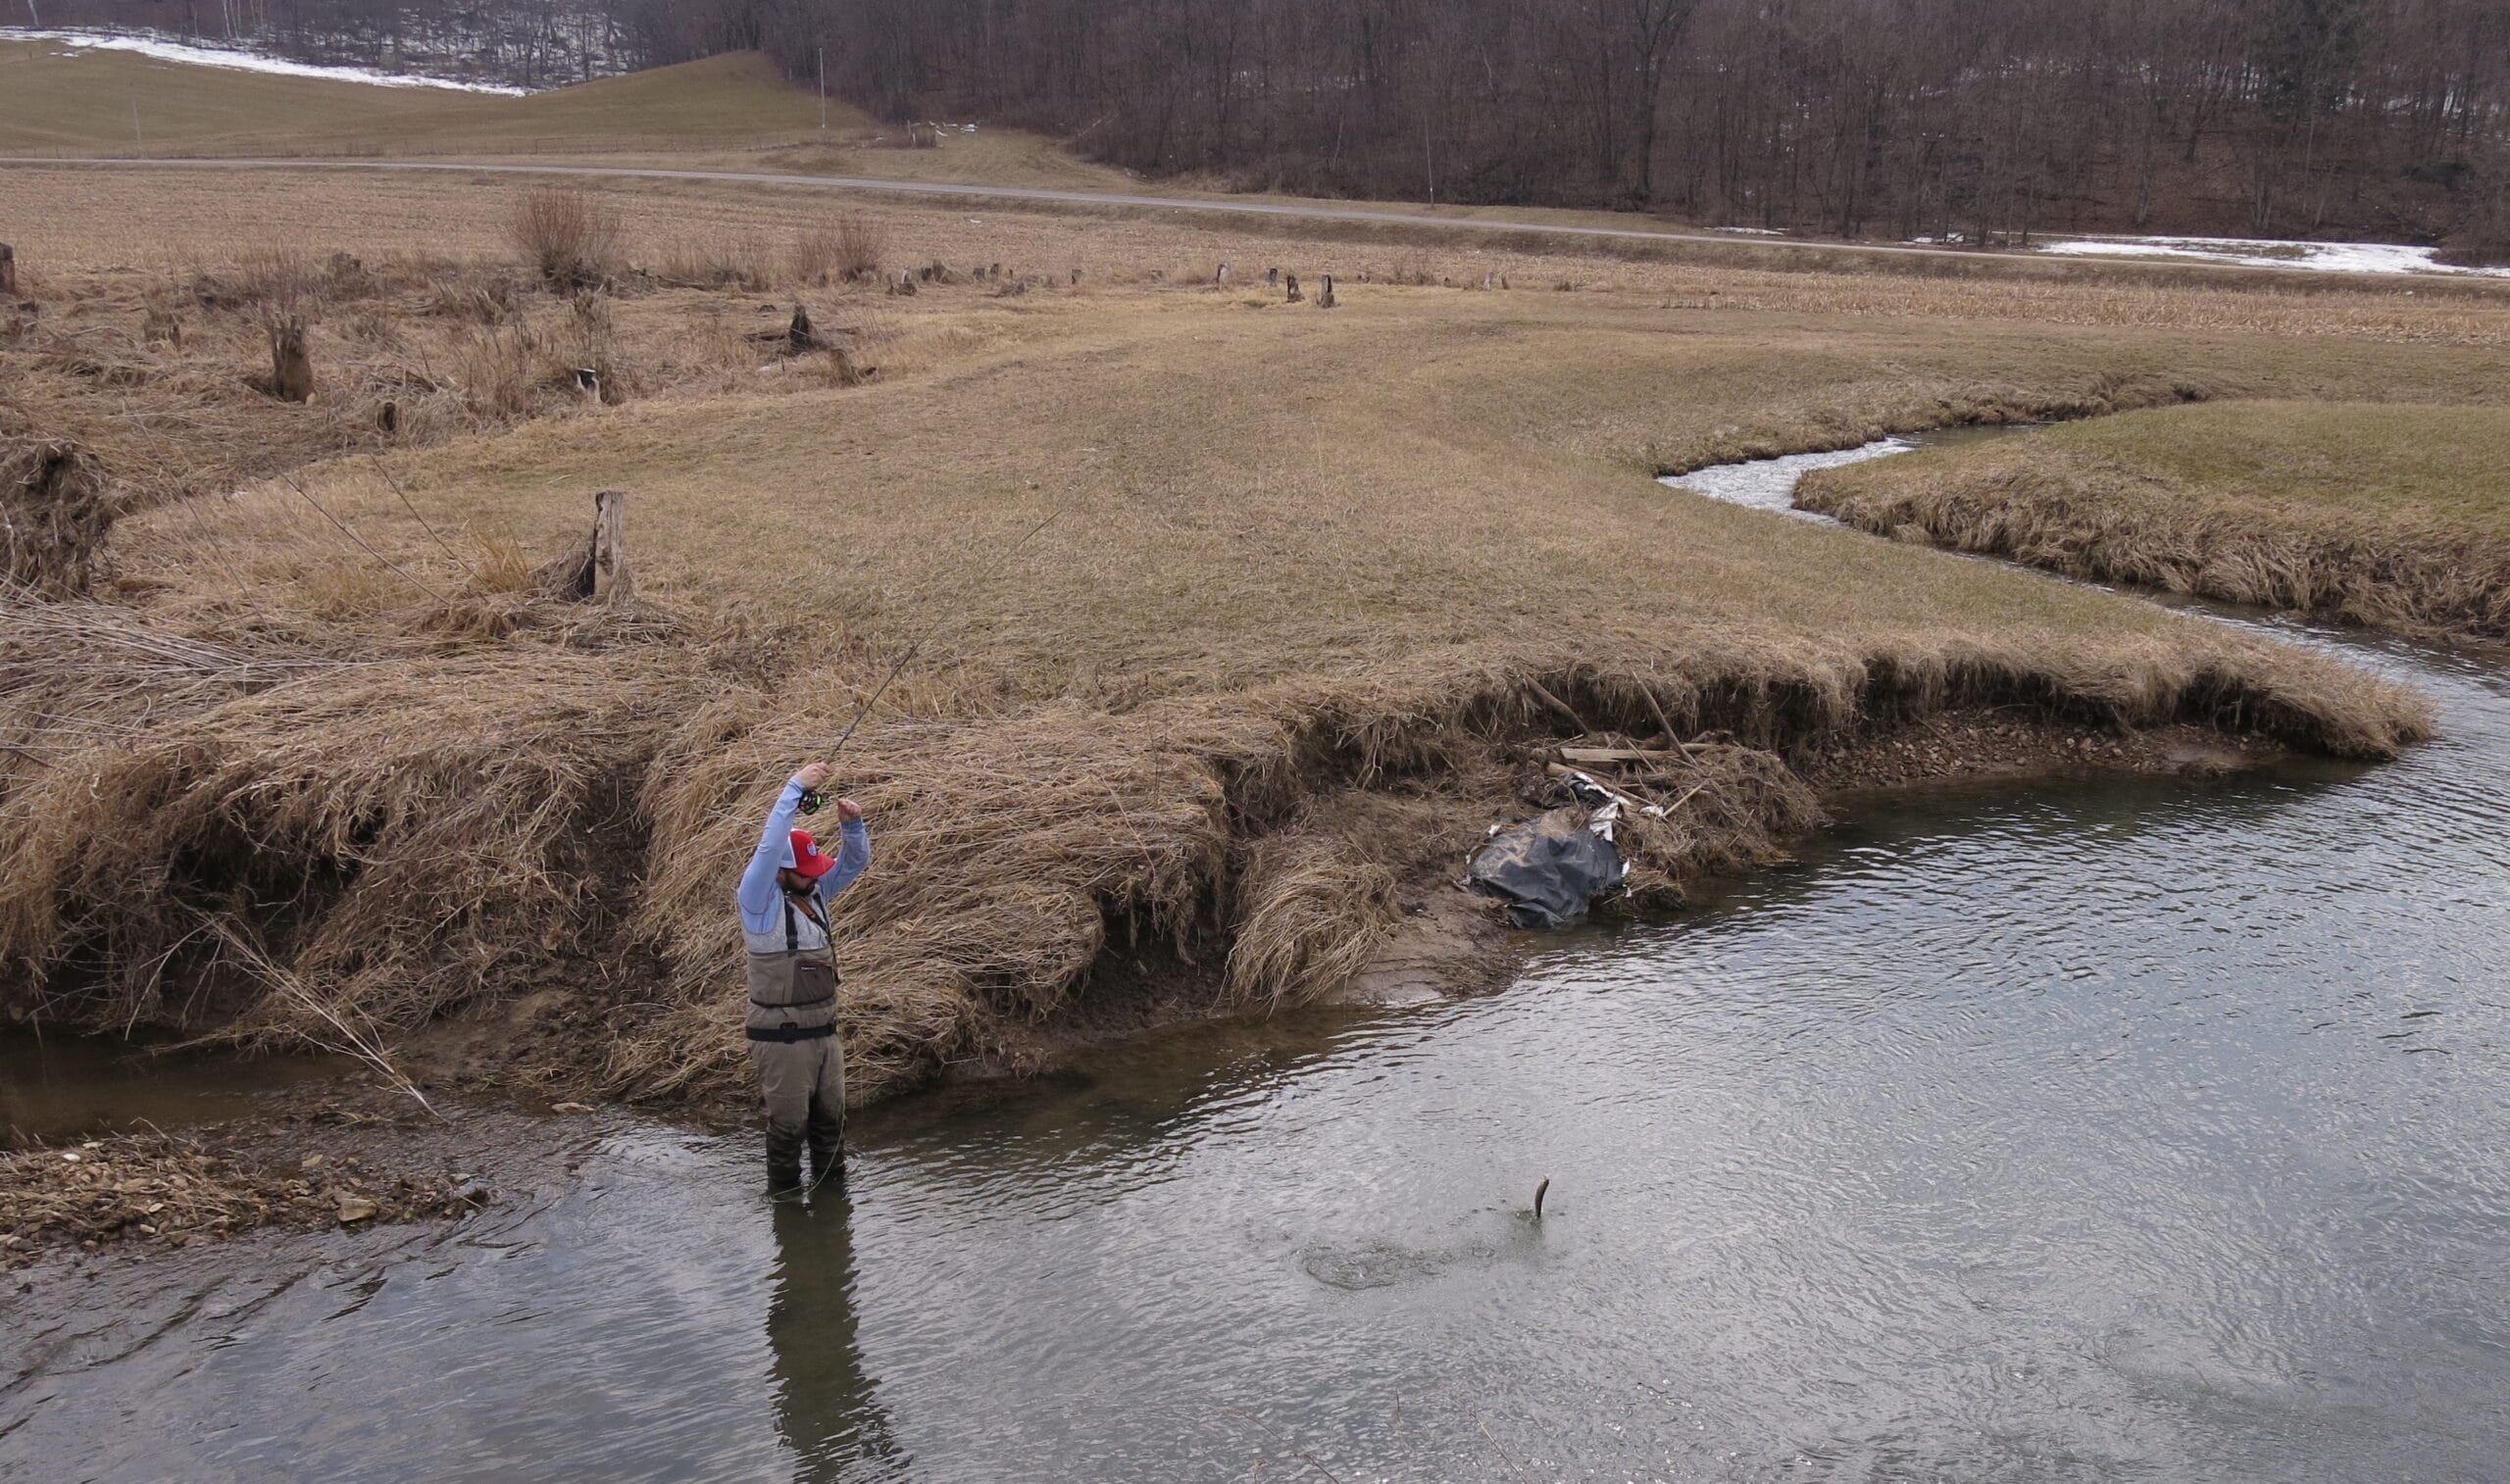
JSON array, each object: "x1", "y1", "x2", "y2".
[{"x1": 4, "y1": 114, "x2": 2507, "y2": 1152}]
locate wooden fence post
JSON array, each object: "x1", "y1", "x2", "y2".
[
  {"x1": 1318, "y1": 274, "x2": 1336, "y2": 309},
  {"x1": 0, "y1": 244, "x2": 16, "y2": 298},
  {"x1": 269, "y1": 315, "x2": 313, "y2": 402},
  {"x1": 591, "y1": 489, "x2": 633, "y2": 602}
]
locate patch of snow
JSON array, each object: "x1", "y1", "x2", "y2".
[
  {"x1": 1, "y1": 26, "x2": 529, "y2": 94},
  {"x1": 1713, "y1": 225, "x2": 1783, "y2": 236},
  {"x1": 2036, "y1": 232, "x2": 2509, "y2": 278}
]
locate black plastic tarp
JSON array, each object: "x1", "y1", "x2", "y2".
[{"x1": 1466, "y1": 806, "x2": 1628, "y2": 929}]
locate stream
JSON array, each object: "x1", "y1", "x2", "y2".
[{"x1": 5, "y1": 432, "x2": 2506, "y2": 1483}]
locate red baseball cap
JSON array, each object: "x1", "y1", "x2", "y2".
[{"x1": 786, "y1": 829, "x2": 838, "y2": 880}]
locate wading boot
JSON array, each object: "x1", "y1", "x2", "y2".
[{"x1": 768, "y1": 1148, "x2": 808, "y2": 1204}]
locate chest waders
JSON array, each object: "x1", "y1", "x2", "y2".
[{"x1": 746, "y1": 893, "x2": 845, "y2": 1198}]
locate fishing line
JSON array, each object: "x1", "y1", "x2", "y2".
[{"x1": 800, "y1": 487, "x2": 1084, "y2": 813}]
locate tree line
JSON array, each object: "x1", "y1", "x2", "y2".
[
  {"x1": 678, "y1": 0, "x2": 2508, "y2": 251},
  {"x1": 24, "y1": 0, "x2": 2507, "y2": 250}
]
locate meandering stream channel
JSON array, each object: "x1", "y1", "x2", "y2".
[{"x1": 6, "y1": 430, "x2": 2505, "y2": 1483}]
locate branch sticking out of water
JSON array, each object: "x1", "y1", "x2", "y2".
[{"x1": 198, "y1": 915, "x2": 442, "y2": 1120}]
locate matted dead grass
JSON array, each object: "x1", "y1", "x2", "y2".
[
  {"x1": 0, "y1": 210, "x2": 2482, "y2": 1110},
  {"x1": 1798, "y1": 401, "x2": 2510, "y2": 640},
  {"x1": 0, "y1": 1128, "x2": 475, "y2": 1266}
]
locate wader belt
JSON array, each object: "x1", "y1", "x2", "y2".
[{"x1": 747, "y1": 1022, "x2": 836, "y2": 1043}]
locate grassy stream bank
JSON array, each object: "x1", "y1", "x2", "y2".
[{"x1": 1797, "y1": 401, "x2": 2510, "y2": 642}]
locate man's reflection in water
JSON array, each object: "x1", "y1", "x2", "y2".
[{"x1": 768, "y1": 1194, "x2": 910, "y2": 1482}]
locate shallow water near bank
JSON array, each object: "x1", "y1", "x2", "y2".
[
  {"x1": 0, "y1": 1036, "x2": 341, "y2": 1149},
  {"x1": 8, "y1": 441, "x2": 2509, "y2": 1482}
]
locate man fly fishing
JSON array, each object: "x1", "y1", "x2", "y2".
[
  {"x1": 727, "y1": 491, "x2": 1072, "y2": 1204},
  {"x1": 737, "y1": 761, "x2": 870, "y2": 1201}
]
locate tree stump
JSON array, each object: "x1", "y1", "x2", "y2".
[
  {"x1": 1284, "y1": 273, "x2": 1302, "y2": 303},
  {"x1": 0, "y1": 244, "x2": 15, "y2": 298},
  {"x1": 590, "y1": 489, "x2": 633, "y2": 602},
  {"x1": 268, "y1": 316, "x2": 313, "y2": 402},
  {"x1": 786, "y1": 304, "x2": 817, "y2": 353},
  {"x1": 1318, "y1": 275, "x2": 1337, "y2": 309},
  {"x1": 1216, "y1": 261, "x2": 1230, "y2": 285},
  {"x1": 377, "y1": 400, "x2": 400, "y2": 435},
  {"x1": 539, "y1": 490, "x2": 635, "y2": 601},
  {"x1": 1267, "y1": 267, "x2": 1280, "y2": 286}
]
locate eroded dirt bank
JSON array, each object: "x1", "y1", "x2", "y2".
[{"x1": 1, "y1": 707, "x2": 2287, "y2": 1271}]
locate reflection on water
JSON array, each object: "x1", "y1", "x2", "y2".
[
  {"x1": 770, "y1": 1198, "x2": 910, "y2": 1482},
  {"x1": 7, "y1": 441, "x2": 2509, "y2": 1481}
]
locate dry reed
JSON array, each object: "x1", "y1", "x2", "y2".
[
  {"x1": 1, "y1": 438, "x2": 119, "y2": 596},
  {"x1": 1222, "y1": 827, "x2": 1402, "y2": 1013},
  {"x1": 508, "y1": 186, "x2": 623, "y2": 292}
]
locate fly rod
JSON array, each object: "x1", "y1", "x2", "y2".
[{"x1": 798, "y1": 490, "x2": 1083, "y2": 814}]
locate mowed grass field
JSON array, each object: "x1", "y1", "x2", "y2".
[
  {"x1": 0, "y1": 41, "x2": 1141, "y2": 190},
  {"x1": 0, "y1": 46, "x2": 835, "y2": 154},
  {"x1": 1998, "y1": 402, "x2": 2510, "y2": 529}
]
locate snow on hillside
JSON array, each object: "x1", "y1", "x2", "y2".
[
  {"x1": 2035, "y1": 233, "x2": 2509, "y2": 278},
  {"x1": 3, "y1": 27, "x2": 529, "y2": 93}
]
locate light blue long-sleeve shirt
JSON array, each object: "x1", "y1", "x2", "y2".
[{"x1": 735, "y1": 780, "x2": 870, "y2": 954}]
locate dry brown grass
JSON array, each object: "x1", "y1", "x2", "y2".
[
  {"x1": 1, "y1": 200, "x2": 2485, "y2": 1111},
  {"x1": 1797, "y1": 401, "x2": 2510, "y2": 640},
  {"x1": 508, "y1": 186, "x2": 623, "y2": 291},
  {"x1": 2, "y1": 438, "x2": 118, "y2": 596},
  {"x1": 0, "y1": 247, "x2": 947, "y2": 552},
  {"x1": 1222, "y1": 828, "x2": 1403, "y2": 1014},
  {"x1": 9, "y1": 166, "x2": 2508, "y2": 347},
  {"x1": 788, "y1": 212, "x2": 890, "y2": 286}
]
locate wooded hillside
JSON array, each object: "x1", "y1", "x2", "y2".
[
  {"x1": 22, "y1": 0, "x2": 2508, "y2": 252},
  {"x1": 718, "y1": 0, "x2": 2510, "y2": 250}
]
